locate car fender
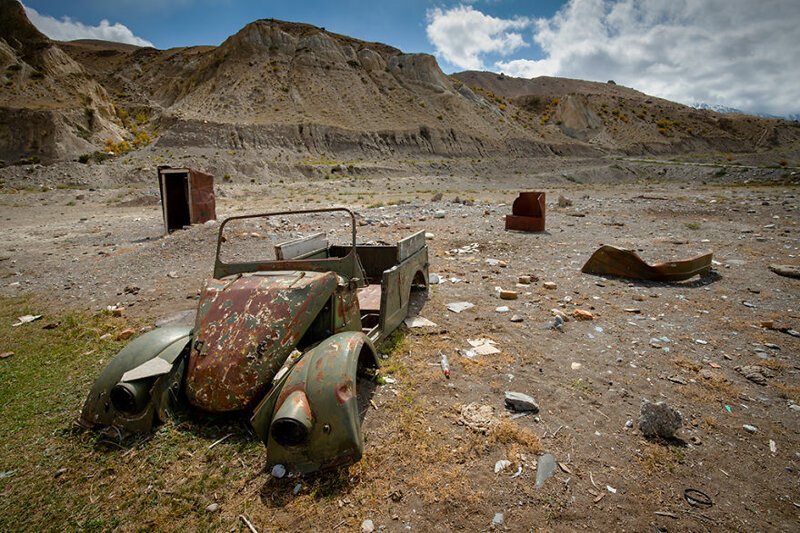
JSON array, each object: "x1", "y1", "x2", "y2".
[
  {"x1": 79, "y1": 326, "x2": 192, "y2": 433},
  {"x1": 250, "y1": 331, "x2": 378, "y2": 474}
]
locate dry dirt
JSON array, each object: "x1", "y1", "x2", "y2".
[{"x1": 0, "y1": 154, "x2": 798, "y2": 531}]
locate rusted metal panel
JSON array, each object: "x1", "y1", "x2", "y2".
[
  {"x1": 185, "y1": 271, "x2": 339, "y2": 412},
  {"x1": 377, "y1": 245, "x2": 429, "y2": 343},
  {"x1": 187, "y1": 168, "x2": 216, "y2": 225},
  {"x1": 213, "y1": 208, "x2": 367, "y2": 285},
  {"x1": 79, "y1": 326, "x2": 191, "y2": 433},
  {"x1": 251, "y1": 331, "x2": 378, "y2": 475},
  {"x1": 396, "y1": 230, "x2": 426, "y2": 262},
  {"x1": 581, "y1": 245, "x2": 713, "y2": 281},
  {"x1": 505, "y1": 192, "x2": 546, "y2": 232},
  {"x1": 275, "y1": 232, "x2": 328, "y2": 260},
  {"x1": 158, "y1": 166, "x2": 216, "y2": 234}
]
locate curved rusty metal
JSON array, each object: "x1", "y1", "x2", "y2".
[
  {"x1": 581, "y1": 245, "x2": 712, "y2": 282},
  {"x1": 505, "y1": 192, "x2": 546, "y2": 232}
]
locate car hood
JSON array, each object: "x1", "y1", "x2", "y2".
[{"x1": 185, "y1": 270, "x2": 339, "y2": 412}]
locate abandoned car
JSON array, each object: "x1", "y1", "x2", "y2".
[{"x1": 80, "y1": 207, "x2": 429, "y2": 474}]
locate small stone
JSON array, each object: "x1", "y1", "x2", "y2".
[
  {"x1": 518, "y1": 275, "x2": 531, "y2": 284},
  {"x1": 510, "y1": 314, "x2": 523, "y2": 323},
  {"x1": 425, "y1": 232, "x2": 435, "y2": 239},
  {"x1": 571, "y1": 362, "x2": 582, "y2": 370},
  {"x1": 431, "y1": 192, "x2": 443, "y2": 202},
  {"x1": 505, "y1": 391, "x2": 539, "y2": 413},
  {"x1": 206, "y1": 503, "x2": 220, "y2": 512},
  {"x1": 499, "y1": 289, "x2": 518, "y2": 300},
  {"x1": 167, "y1": 271, "x2": 178, "y2": 279},
  {"x1": 271, "y1": 464, "x2": 286, "y2": 478},
  {"x1": 535, "y1": 453, "x2": 557, "y2": 488},
  {"x1": 543, "y1": 281, "x2": 557, "y2": 290},
  {"x1": 53, "y1": 467, "x2": 67, "y2": 478},
  {"x1": 572, "y1": 309, "x2": 593, "y2": 320},
  {"x1": 492, "y1": 512, "x2": 504, "y2": 526},
  {"x1": 639, "y1": 400, "x2": 682, "y2": 439},
  {"x1": 293, "y1": 483, "x2": 302, "y2": 495},
  {"x1": 494, "y1": 459, "x2": 512, "y2": 473},
  {"x1": 434, "y1": 210, "x2": 446, "y2": 219},
  {"x1": 742, "y1": 424, "x2": 758, "y2": 434},
  {"x1": 496, "y1": 306, "x2": 510, "y2": 313},
  {"x1": 116, "y1": 328, "x2": 136, "y2": 341},
  {"x1": 361, "y1": 519, "x2": 375, "y2": 533},
  {"x1": 557, "y1": 195, "x2": 572, "y2": 207}
]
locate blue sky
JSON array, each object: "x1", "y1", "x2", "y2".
[
  {"x1": 21, "y1": 1, "x2": 562, "y2": 59},
  {"x1": 19, "y1": 1, "x2": 800, "y2": 116}
]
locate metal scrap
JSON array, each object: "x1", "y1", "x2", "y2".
[
  {"x1": 506, "y1": 192, "x2": 546, "y2": 232},
  {"x1": 582, "y1": 245, "x2": 712, "y2": 282}
]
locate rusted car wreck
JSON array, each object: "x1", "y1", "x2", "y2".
[{"x1": 80, "y1": 208, "x2": 429, "y2": 474}]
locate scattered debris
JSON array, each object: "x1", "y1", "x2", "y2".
[
  {"x1": 535, "y1": 453, "x2": 557, "y2": 488},
  {"x1": 769, "y1": 264, "x2": 800, "y2": 279},
  {"x1": 53, "y1": 467, "x2": 67, "y2": 478},
  {"x1": 158, "y1": 167, "x2": 216, "y2": 233},
  {"x1": 239, "y1": 515, "x2": 259, "y2": 533},
  {"x1": 492, "y1": 512, "x2": 504, "y2": 526},
  {"x1": 116, "y1": 328, "x2": 136, "y2": 341},
  {"x1": 736, "y1": 365, "x2": 771, "y2": 386},
  {"x1": 447, "y1": 301, "x2": 475, "y2": 313},
  {"x1": 0, "y1": 471, "x2": 15, "y2": 479},
  {"x1": 271, "y1": 464, "x2": 286, "y2": 479},
  {"x1": 504, "y1": 391, "x2": 540, "y2": 413},
  {"x1": 440, "y1": 352, "x2": 450, "y2": 379},
  {"x1": 550, "y1": 315, "x2": 564, "y2": 331},
  {"x1": 742, "y1": 424, "x2": 758, "y2": 434},
  {"x1": 572, "y1": 309, "x2": 594, "y2": 321},
  {"x1": 639, "y1": 400, "x2": 682, "y2": 439},
  {"x1": 499, "y1": 289, "x2": 518, "y2": 300},
  {"x1": 12, "y1": 314, "x2": 41, "y2": 327},
  {"x1": 459, "y1": 403, "x2": 500, "y2": 433},
  {"x1": 684, "y1": 488, "x2": 713, "y2": 508},
  {"x1": 571, "y1": 362, "x2": 582, "y2": 370},
  {"x1": 581, "y1": 245, "x2": 712, "y2": 281},
  {"x1": 206, "y1": 503, "x2": 220, "y2": 512},
  {"x1": 467, "y1": 338, "x2": 501, "y2": 355},
  {"x1": 770, "y1": 440, "x2": 777, "y2": 453},
  {"x1": 0, "y1": 352, "x2": 14, "y2": 359},
  {"x1": 361, "y1": 519, "x2": 375, "y2": 533},
  {"x1": 404, "y1": 316, "x2": 438, "y2": 328},
  {"x1": 496, "y1": 306, "x2": 510, "y2": 313},
  {"x1": 494, "y1": 459, "x2": 512, "y2": 473}
]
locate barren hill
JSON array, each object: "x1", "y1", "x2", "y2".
[
  {"x1": 0, "y1": 0, "x2": 124, "y2": 162},
  {"x1": 453, "y1": 71, "x2": 800, "y2": 155},
  {"x1": 2, "y1": 0, "x2": 799, "y2": 164}
]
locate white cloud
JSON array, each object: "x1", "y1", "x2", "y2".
[
  {"x1": 429, "y1": 0, "x2": 800, "y2": 116},
  {"x1": 24, "y1": 4, "x2": 154, "y2": 47},
  {"x1": 426, "y1": 5, "x2": 531, "y2": 70}
]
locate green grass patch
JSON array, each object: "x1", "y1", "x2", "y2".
[{"x1": 0, "y1": 297, "x2": 261, "y2": 530}]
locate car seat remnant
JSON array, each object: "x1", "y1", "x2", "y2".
[{"x1": 505, "y1": 192, "x2": 545, "y2": 232}]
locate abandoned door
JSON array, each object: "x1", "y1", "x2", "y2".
[{"x1": 161, "y1": 170, "x2": 190, "y2": 233}]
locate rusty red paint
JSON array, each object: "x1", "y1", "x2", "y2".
[
  {"x1": 185, "y1": 271, "x2": 338, "y2": 412},
  {"x1": 505, "y1": 192, "x2": 546, "y2": 232},
  {"x1": 335, "y1": 379, "x2": 354, "y2": 405}
]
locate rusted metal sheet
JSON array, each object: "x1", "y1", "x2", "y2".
[
  {"x1": 505, "y1": 192, "x2": 546, "y2": 232},
  {"x1": 581, "y1": 245, "x2": 713, "y2": 282},
  {"x1": 79, "y1": 326, "x2": 191, "y2": 433},
  {"x1": 396, "y1": 230, "x2": 426, "y2": 262},
  {"x1": 158, "y1": 166, "x2": 216, "y2": 234},
  {"x1": 185, "y1": 271, "x2": 338, "y2": 412},
  {"x1": 251, "y1": 331, "x2": 378, "y2": 475}
]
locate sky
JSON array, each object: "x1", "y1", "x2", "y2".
[{"x1": 19, "y1": 0, "x2": 800, "y2": 117}]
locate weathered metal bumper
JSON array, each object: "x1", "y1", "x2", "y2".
[{"x1": 581, "y1": 245, "x2": 713, "y2": 282}]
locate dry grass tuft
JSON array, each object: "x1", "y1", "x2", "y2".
[
  {"x1": 672, "y1": 357, "x2": 701, "y2": 372},
  {"x1": 488, "y1": 419, "x2": 543, "y2": 453}
]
